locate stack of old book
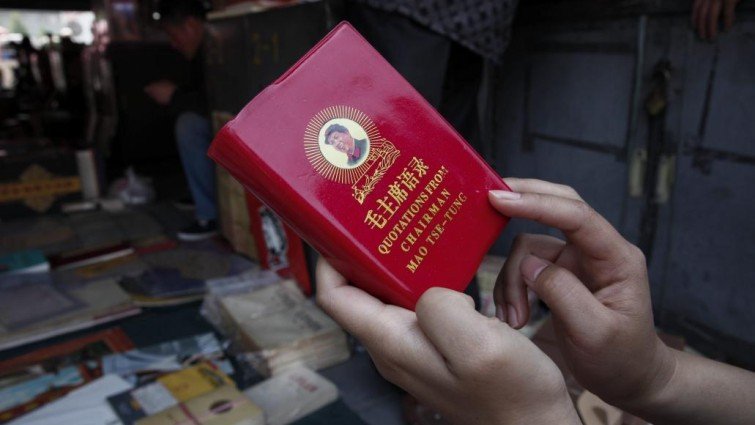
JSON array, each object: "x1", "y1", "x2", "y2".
[
  {"x1": 217, "y1": 280, "x2": 350, "y2": 376},
  {"x1": 215, "y1": 167, "x2": 259, "y2": 261},
  {"x1": 215, "y1": 166, "x2": 312, "y2": 295}
]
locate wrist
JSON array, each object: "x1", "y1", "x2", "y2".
[{"x1": 614, "y1": 336, "x2": 680, "y2": 415}]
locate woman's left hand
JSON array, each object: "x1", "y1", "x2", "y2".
[{"x1": 315, "y1": 258, "x2": 581, "y2": 425}]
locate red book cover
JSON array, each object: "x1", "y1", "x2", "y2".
[
  {"x1": 208, "y1": 22, "x2": 510, "y2": 309},
  {"x1": 48, "y1": 242, "x2": 135, "y2": 270}
]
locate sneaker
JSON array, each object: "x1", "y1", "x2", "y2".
[
  {"x1": 172, "y1": 197, "x2": 196, "y2": 211},
  {"x1": 177, "y1": 219, "x2": 218, "y2": 241}
]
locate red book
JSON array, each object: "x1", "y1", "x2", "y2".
[
  {"x1": 208, "y1": 22, "x2": 510, "y2": 309},
  {"x1": 48, "y1": 242, "x2": 134, "y2": 271}
]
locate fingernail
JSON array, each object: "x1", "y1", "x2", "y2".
[
  {"x1": 495, "y1": 304, "x2": 507, "y2": 323},
  {"x1": 507, "y1": 304, "x2": 519, "y2": 328},
  {"x1": 521, "y1": 255, "x2": 549, "y2": 285},
  {"x1": 489, "y1": 190, "x2": 521, "y2": 200}
]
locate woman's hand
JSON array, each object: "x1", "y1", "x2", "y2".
[
  {"x1": 691, "y1": 0, "x2": 741, "y2": 40},
  {"x1": 491, "y1": 178, "x2": 755, "y2": 425},
  {"x1": 489, "y1": 178, "x2": 675, "y2": 409},
  {"x1": 144, "y1": 80, "x2": 177, "y2": 105},
  {"x1": 316, "y1": 258, "x2": 581, "y2": 425}
]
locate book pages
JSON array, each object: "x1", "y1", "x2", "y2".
[{"x1": 218, "y1": 281, "x2": 349, "y2": 376}]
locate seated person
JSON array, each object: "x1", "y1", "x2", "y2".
[{"x1": 144, "y1": 0, "x2": 217, "y2": 241}]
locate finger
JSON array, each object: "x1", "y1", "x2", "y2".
[
  {"x1": 316, "y1": 258, "x2": 453, "y2": 387},
  {"x1": 502, "y1": 177, "x2": 583, "y2": 201},
  {"x1": 708, "y1": 0, "x2": 722, "y2": 39},
  {"x1": 519, "y1": 255, "x2": 610, "y2": 335},
  {"x1": 697, "y1": 0, "x2": 711, "y2": 39},
  {"x1": 415, "y1": 287, "x2": 512, "y2": 369},
  {"x1": 315, "y1": 257, "x2": 386, "y2": 338},
  {"x1": 361, "y1": 309, "x2": 454, "y2": 389},
  {"x1": 494, "y1": 234, "x2": 566, "y2": 329},
  {"x1": 723, "y1": 0, "x2": 737, "y2": 30},
  {"x1": 488, "y1": 191, "x2": 627, "y2": 261},
  {"x1": 692, "y1": 0, "x2": 703, "y2": 27}
]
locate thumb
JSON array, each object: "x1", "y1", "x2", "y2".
[{"x1": 520, "y1": 255, "x2": 609, "y2": 331}]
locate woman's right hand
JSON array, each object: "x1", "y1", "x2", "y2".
[
  {"x1": 692, "y1": 0, "x2": 741, "y2": 40},
  {"x1": 489, "y1": 179, "x2": 676, "y2": 410}
]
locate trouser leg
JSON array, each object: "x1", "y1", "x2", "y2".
[{"x1": 175, "y1": 112, "x2": 217, "y2": 221}]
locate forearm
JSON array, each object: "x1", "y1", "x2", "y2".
[
  {"x1": 170, "y1": 87, "x2": 206, "y2": 115},
  {"x1": 624, "y1": 346, "x2": 755, "y2": 425}
]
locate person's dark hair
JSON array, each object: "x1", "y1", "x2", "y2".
[
  {"x1": 159, "y1": 0, "x2": 207, "y2": 25},
  {"x1": 324, "y1": 124, "x2": 349, "y2": 144}
]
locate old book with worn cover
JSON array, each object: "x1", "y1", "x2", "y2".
[
  {"x1": 218, "y1": 280, "x2": 350, "y2": 376},
  {"x1": 244, "y1": 365, "x2": 338, "y2": 425},
  {"x1": 136, "y1": 386, "x2": 263, "y2": 425},
  {"x1": 208, "y1": 22, "x2": 510, "y2": 309},
  {"x1": 107, "y1": 362, "x2": 234, "y2": 424}
]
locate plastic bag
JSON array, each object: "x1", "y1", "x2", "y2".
[{"x1": 108, "y1": 167, "x2": 155, "y2": 205}]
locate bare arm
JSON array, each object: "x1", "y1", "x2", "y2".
[
  {"x1": 315, "y1": 258, "x2": 582, "y2": 425},
  {"x1": 627, "y1": 348, "x2": 755, "y2": 425}
]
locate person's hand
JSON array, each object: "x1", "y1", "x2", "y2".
[
  {"x1": 144, "y1": 80, "x2": 177, "y2": 105},
  {"x1": 316, "y1": 258, "x2": 581, "y2": 425},
  {"x1": 489, "y1": 178, "x2": 676, "y2": 410},
  {"x1": 691, "y1": 0, "x2": 741, "y2": 40}
]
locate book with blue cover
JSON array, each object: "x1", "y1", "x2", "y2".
[
  {"x1": 0, "y1": 250, "x2": 49, "y2": 275},
  {"x1": 119, "y1": 240, "x2": 256, "y2": 299}
]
